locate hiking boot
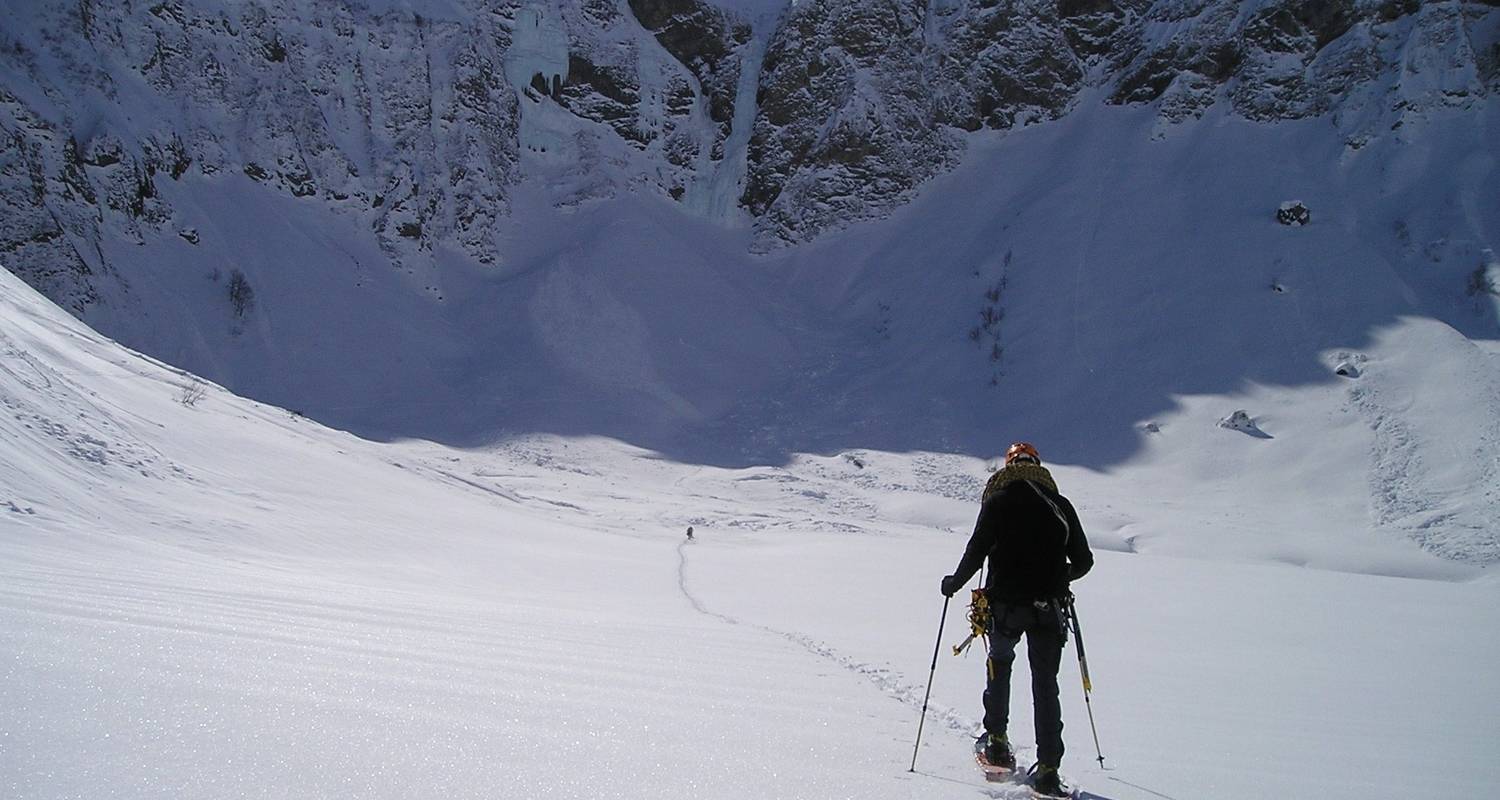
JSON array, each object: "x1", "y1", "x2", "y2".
[
  {"x1": 980, "y1": 732, "x2": 1015, "y2": 769},
  {"x1": 1029, "y1": 763, "x2": 1068, "y2": 798}
]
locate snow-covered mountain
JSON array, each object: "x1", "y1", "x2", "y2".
[
  {"x1": 5, "y1": 1, "x2": 1496, "y2": 294},
  {"x1": 2, "y1": 2, "x2": 1498, "y2": 557},
  {"x1": 3, "y1": 0, "x2": 1499, "y2": 558}
]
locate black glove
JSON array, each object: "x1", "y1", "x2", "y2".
[{"x1": 941, "y1": 574, "x2": 964, "y2": 597}]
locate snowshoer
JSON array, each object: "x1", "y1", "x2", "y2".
[
  {"x1": 942, "y1": 442, "x2": 1094, "y2": 798},
  {"x1": 686, "y1": 526, "x2": 694, "y2": 541}
]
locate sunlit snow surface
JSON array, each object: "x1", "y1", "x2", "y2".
[{"x1": 3, "y1": 266, "x2": 1499, "y2": 799}]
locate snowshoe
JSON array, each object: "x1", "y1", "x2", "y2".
[
  {"x1": 973, "y1": 733, "x2": 1015, "y2": 782},
  {"x1": 1028, "y1": 763, "x2": 1071, "y2": 798}
]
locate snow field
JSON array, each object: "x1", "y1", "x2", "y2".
[
  {"x1": 4, "y1": 265, "x2": 1500, "y2": 799},
  {"x1": 0, "y1": 270, "x2": 974, "y2": 799}
]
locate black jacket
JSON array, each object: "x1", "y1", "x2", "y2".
[{"x1": 950, "y1": 476, "x2": 1093, "y2": 604}]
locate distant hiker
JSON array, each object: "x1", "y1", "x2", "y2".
[
  {"x1": 686, "y1": 526, "x2": 694, "y2": 541},
  {"x1": 941, "y1": 442, "x2": 1094, "y2": 798}
]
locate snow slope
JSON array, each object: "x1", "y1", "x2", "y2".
[
  {"x1": 89, "y1": 91, "x2": 1495, "y2": 572},
  {"x1": 0, "y1": 266, "x2": 975, "y2": 799},
  {"x1": 10, "y1": 3, "x2": 1492, "y2": 576},
  {"x1": 4, "y1": 258, "x2": 1499, "y2": 799},
  {"x1": 760, "y1": 97, "x2": 1500, "y2": 570}
]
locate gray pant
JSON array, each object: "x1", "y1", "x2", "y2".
[{"x1": 984, "y1": 601, "x2": 1066, "y2": 767}]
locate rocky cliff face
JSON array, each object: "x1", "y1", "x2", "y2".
[
  {"x1": 629, "y1": 0, "x2": 753, "y2": 159},
  {"x1": 742, "y1": 0, "x2": 960, "y2": 249},
  {"x1": 2, "y1": 0, "x2": 524, "y2": 311},
  {"x1": 2, "y1": 0, "x2": 1497, "y2": 310},
  {"x1": 1107, "y1": 0, "x2": 1500, "y2": 127},
  {"x1": 552, "y1": 0, "x2": 753, "y2": 202},
  {"x1": 743, "y1": 0, "x2": 1499, "y2": 243}
]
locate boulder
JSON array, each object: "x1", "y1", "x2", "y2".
[
  {"x1": 1218, "y1": 411, "x2": 1270, "y2": 439},
  {"x1": 1277, "y1": 200, "x2": 1311, "y2": 226}
]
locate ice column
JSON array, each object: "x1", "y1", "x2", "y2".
[{"x1": 503, "y1": 2, "x2": 571, "y2": 156}]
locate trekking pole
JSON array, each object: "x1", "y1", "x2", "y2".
[
  {"x1": 1065, "y1": 594, "x2": 1106, "y2": 769},
  {"x1": 909, "y1": 594, "x2": 950, "y2": 772}
]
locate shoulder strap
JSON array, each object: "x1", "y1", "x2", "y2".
[{"x1": 1025, "y1": 480, "x2": 1070, "y2": 544}]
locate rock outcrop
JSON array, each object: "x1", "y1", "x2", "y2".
[
  {"x1": 629, "y1": 0, "x2": 753, "y2": 160},
  {"x1": 1, "y1": 0, "x2": 1496, "y2": 307},
  {"x1": 0, "y1": 0, "x2": 524, "y2": 310},
  {"x1": 1108, "y1": 0, "x2": 1499, "y2": 127},
  {"x1": 743, "y1": 0, "x2": 959, "y2": 248}
]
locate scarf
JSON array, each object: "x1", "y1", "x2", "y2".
[{"x1": 982, "y1": 462, "x2": 1059, "y2": 502}]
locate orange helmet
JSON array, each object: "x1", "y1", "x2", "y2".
[{"x1": 1004, "y1": 442, "x2": 1041, "y2": 465}]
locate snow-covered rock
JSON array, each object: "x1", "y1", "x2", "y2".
[
  {"x1": 1217, "y1": 409, "x2": 1262, "y2": 434},
  {"x1": 0, "y1": 0, "x2": 761, "y2": 307},
  {"x1": 3, "y1": 0, "x2": 1497, "y2": 301},
  {"x1": 1, "y1": 0, "x2": 525, "y2": 306},
  {"x1": 742, "y1": 0, "x2": 960, "y2": 248},
  {"x1": 1278, "y1": 200, "x2": 1311, "y2": 226},
  {"x1": 629, "y1": 0, "x2": 753, "y2": 159}
]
